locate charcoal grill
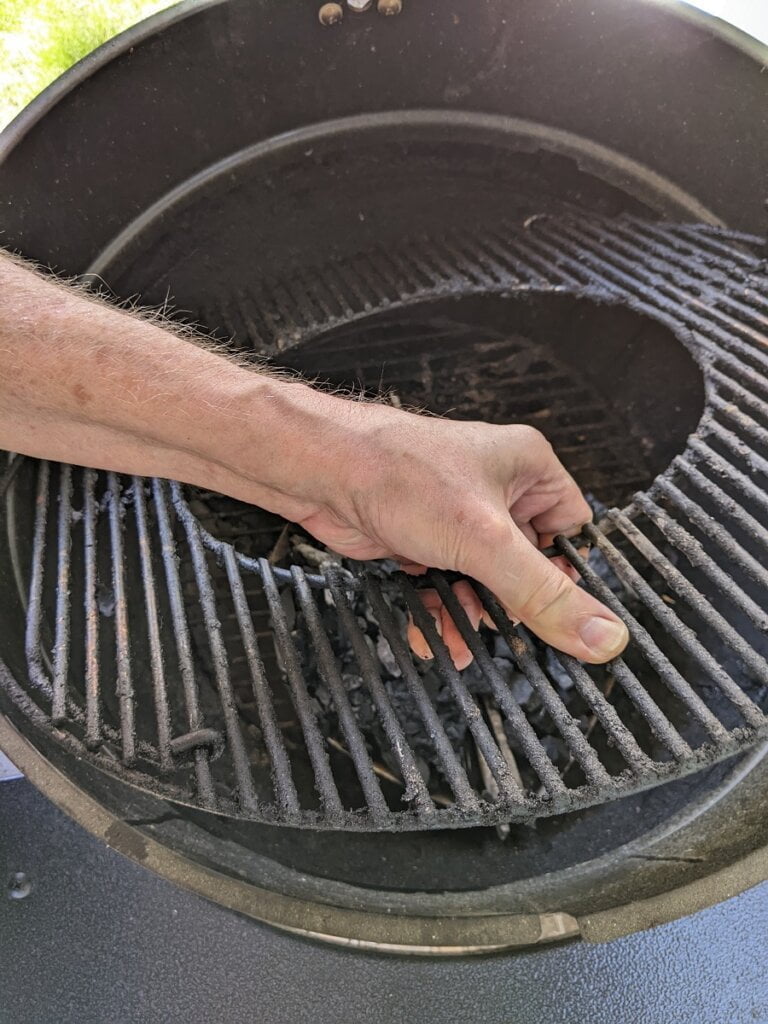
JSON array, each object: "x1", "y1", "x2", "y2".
[
  {"x1": 3, "y1": 208, "x2": 768, "y2": 831},
  {"x1": 2, "y1": 0, "x2": 768, "y2": 953}
]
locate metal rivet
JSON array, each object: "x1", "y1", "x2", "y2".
[
  {"x1": 7, "y1": 872, "x2": 32, "y2": 900},
  {"x1": 318, "y1": 3, "x2": 344, "y2": 25},
  {"x1": 347, "y1": 0, "x2": 373, "y2": 11},
  {"x1": 377, "y1": 0, "x2": 402, "y2": 13}
]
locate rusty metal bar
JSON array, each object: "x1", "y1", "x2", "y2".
[
  {"x1": 51, "y1": 463, "x2": 73, "y2": 724},
  {"x1": 224, "y1": 547, "x2": 300, "y2": 817},
  {"x1": 556, "y1": 535, "x2": 709, "y2": 755},
  {"x1": 106, "y1": 473, "x2": 135, "y2": 766},
  {"x1": 24, "y1": 461, "x2": 52, "y2": 698},
  {"x1": 635, "y1": 489, "x2": 768, "y2": 635},
  {"x1": 178, "y1": 499, "x2": 259, "y2": 813},
  {"x1": 364, "y1": 579, "x2": 481, "y2": 811},
  {"x1": 132, "y1": 477, "x2": 173, "y2": 771},
  {"x1": 399, "y1": 573, "x2": 558, "y2": 800},
  {"x1": 82, "y1": 468, "x2": 101, "y2": 749},
  {"x1": 152, "y1": 479, "x2": 216, "y2": 808},
  {"x1": 595, "y1": 515, "x2": 765, "y2": 727},
  {"x1": 259, "y1": 558, "x2": 344, "y2": 818},
  {"x1": 327, "y1": 568, "x2": 434, "y2": 813},
  {"x1": 291, "y1": 565, "x2": 390, "y2": 819},
  {"x1": 433, "y1": 575, "x2": 601, "y2": 790}
]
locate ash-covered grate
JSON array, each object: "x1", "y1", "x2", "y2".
[{"x1": 2, "y1": 213, "x2": 768, "y2": 831}]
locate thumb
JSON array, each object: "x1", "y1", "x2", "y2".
[{"x1": 465, "y1": 517, "x2": 629, "y2": 664}]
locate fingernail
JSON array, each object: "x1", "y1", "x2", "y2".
[
  {"x1": 580, "y1": 617, "x2": 629, "y2": 661},
  {"x1": 453, "y1": 650, "x2": 474, "y2": 671},
  {"x1": 430, "y1": 611, "x2": 443, "y2": 637}
]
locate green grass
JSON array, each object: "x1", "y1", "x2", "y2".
[{"x1": 0, "y1": 0, "x2": 173, "y2": 130}]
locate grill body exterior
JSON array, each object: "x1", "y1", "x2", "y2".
[{"x1": 1, "y1": 0, "x2": 767, "y2": 954}]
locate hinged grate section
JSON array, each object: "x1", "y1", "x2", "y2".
[{"x1": 2, "y1": 214, "x2": 768, "y2": 831}]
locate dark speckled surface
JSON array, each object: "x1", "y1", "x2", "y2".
[{"x1": 1, "y1": 779, "x2": 767, "y2": 1024}]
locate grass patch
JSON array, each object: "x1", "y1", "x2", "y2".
[{"x1": 0, "y1": 0, "x2": 172, "y2": 129}]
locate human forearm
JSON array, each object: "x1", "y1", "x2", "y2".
[
  {"x1": 0, "y1": 250, "x2": 628, "y2": 664},
  {"x1": 0, "y1": 251, "x2": 372, "y2": 522}
]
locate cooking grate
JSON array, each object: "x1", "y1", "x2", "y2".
[{"x1": 2, "y1": 213, "x2": 768, "y2": 831}]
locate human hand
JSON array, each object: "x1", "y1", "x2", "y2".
[{"x1": 295, "y1": 407, "x2": 629, "y2": 667}]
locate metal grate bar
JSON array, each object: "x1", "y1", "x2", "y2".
[
  {"x1": 635, "y1": 489, "x2": 768, "y2": 635},
  {"x1": 619, "y1": 219, "x2": 768, "y2": 317},
  {"x1": 469, "y1": 588, "x2": 613, "y2": 786},
  {"x1": 353, "y1": 252, "x2": 399, "y2": 305},
  {"x1": 284, "y1": 270, "x2": 332, "y2": 327},
  {"x1": 291, "y1": 565, "x2": 391, "y2": 819},
  {"x1": 665, "y1": 464, "x2": 768, "y2": 585},
  {"x1": 152, "y1": 479, "x2": 217, "y2": 808},
  {"x1": 710, "y1": 368, "x2": 768, "y2": 426},
  {"x1": 231, "y1": 291, "x2": 261, "y2": 343},
  {"x1": 557, "y1": 535, "x2": 717, "y2": 749},
  {"x1": 24, "y1": 461, "x2": 52, "y2": 697},
  {"x1": 565, "y1": 219, "x2": 768, "y2": 366},
  {"x1": 700, "y1": 419, "x2": 768, "y2": 482},
  {"x1": 673, "y1": 224, "x2": 765, "y2": 268},
  {"x1": 495, "y1": 225, "x2": 583, "y2": 288},
  {"x1": 596, "y1": 515, "x2": 765, "y2": 725},
  {"x1": 321, "y1": 264, "x2": 357, "y2": 320},
  {"x1": 674, "y1": 456, "x2": 768, "y2": 556},
  {"x1": 82, "y1": 468, "x2": 101, "y2": 749},
  {"x1": 434, "y1": 575, "x2": 606, "y2": 788},
  {"x1": 132, "y1": 478, "x2": 173, "y2": 770},
  {"x1": 0, "y1": 454, "x2": 23, "y2": 499},
  {"x1": 51, "y1": 463, "x2": 73, "y2": 724},
  {"x1": 689, "y1": 436, "x2": 768, "y2": 515},
  {"x1": 178, "y1": 497, "x2": 259, "y2": 812},
  {"x1": 541, "y1": 221, "x2": 768, "y2": 405},
  {"x1": 391, "y1": 245, "x2": 444, "y2": 294},
  {"x1": 438, "y1": 234, "x2": 498, "y2": 289},
  {"x1": 224, "y1": 548, "x2": 300, "y2": 817},
  {"x1": 326, "y1": 568, "x2": 434, "y2": 813},
  {"x1": 593, "y1": 219, "x2": 768, "y2": 335},
  {"x1": 333, "y1": 259, "x2": 376, "y2": 312},
  {"x1": 106, "y1": 473, "x2": 135, "y2": 766},
  {"x1": 363, "y1": 579, "x2": 481, "y2": 811},
  {"x1": 457, "y1": 232, "x2": 515, "y2": 286},
  {"x1": 400, "y1": 573, "x2": 558, "y2": 800},
  {"x1": 712, "y1": 398, "x2": 768, "y2": 452},
  {"x1": 475, "y1": 227, "x2": 554, "y2": 287},
  {"x1": 572, "y1": 527, "x2": 728, "y2": 741},
  {"x1": 259, "y1": 558, "x2": 344, "y2": 817},
  {"x1": 554, "y1": 653, "x2": 654, "y2": 772},
  {"x1": 481, "y1": 578, "x2": 688, "y2": 761}
]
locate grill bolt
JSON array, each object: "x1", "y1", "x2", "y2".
[
  {"x1": 377, "y1": 0, "x2": 402, "y2": 13},
  {"x1": 7, "y1": 871, "x2": 32, "y2": 900},
  {"x1": 318, "y1": 3, "x2": 344, "y2": 25},
  {"x1": 347, "y1": 0, "x2": 373, "y2": 11}
]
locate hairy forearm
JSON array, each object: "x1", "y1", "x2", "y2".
[
  {"x1": 0, "y1": 251, "x2": 379, "y2": 521},
  {"x1": 0, "y1": 252, "x2": 629, "y2": 663}
]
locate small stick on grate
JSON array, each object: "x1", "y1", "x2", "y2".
[
  {"x1": 326, "y1": 736, "x2": 454, "y2": 808},
  {"x1": 561, "y1": 674, "x2": 617, "y2": 780},
  {"x1": 476, "y1": 695, "x2": 526, "y2": 840}
]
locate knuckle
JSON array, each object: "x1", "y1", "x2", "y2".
[{"x1": 513, "y1": 424, "x2": 548, "y2": 451}]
